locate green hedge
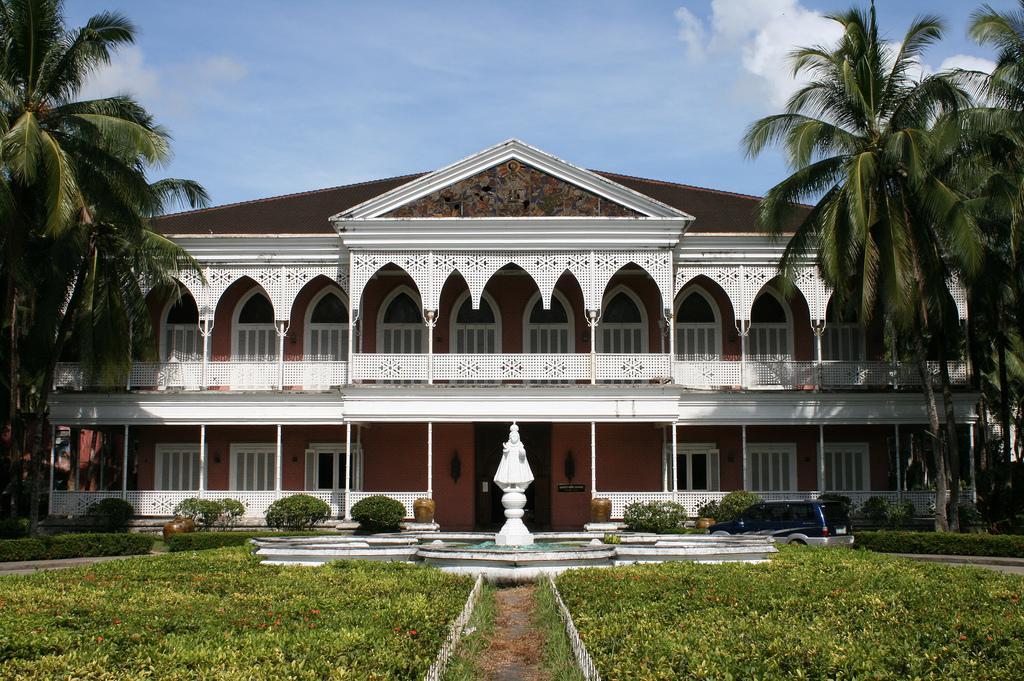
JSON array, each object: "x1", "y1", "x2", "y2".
[
  {"x1": 0, "y1": 533, "x2": 154, "y2": 562},
  {"x1": 856, "y1": 531, "x2": 1024, "y2": 558},
  {"x1": 556, "y1": 548, "x2": 1024, "y2": 679}
]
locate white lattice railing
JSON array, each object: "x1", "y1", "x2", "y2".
[
  {"x1": 50, "y1": 490, "x2": 425, "y2": 519},
  {"x1": 53, "y1": 358, "x2": 970, "y2": 390},
  {"x1": 601, "y1": 489, "x2": 955, "y2": 519}
]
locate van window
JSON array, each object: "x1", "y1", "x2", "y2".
[
  {"x1": 767, "y1": 505, "x2": 791, "y2": 522},
  {"x1": 743, "y1": 505, "x2": 767, "y2": 521},
  {"x1": 821, "y1": 502, "x2": 849, "y2": 524},
  {"x1": 789, "y1": 504, "x2": 814, "y2": 522}
]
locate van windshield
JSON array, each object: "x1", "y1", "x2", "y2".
[{"x1": 820, "y1": 502, "x2": 849, "y2": 525}]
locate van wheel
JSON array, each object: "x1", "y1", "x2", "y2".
[{"x1": 789, "y1": 538, "x2": 807, "y2": 546}]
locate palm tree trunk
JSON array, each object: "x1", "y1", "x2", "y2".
[
  {"x1": 914, "y1": 332, "x2": 948, "y2": 531},
  {"x1": 937, "y1": 338, "x2": 961, "y2": 531},
  {"x1": 996, "y1": 324, "x2": 1012, "y2": 467},
  {"x1": 5, "y1": 273, "x2": 22, "y2": 518}
]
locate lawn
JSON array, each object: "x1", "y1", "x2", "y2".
[
  {"x1": 0, "y1": 547, "x2": 474, "y2": 680},
  {"x1": 556, "y1": 547, "x2": 1024, "y2": 680}
]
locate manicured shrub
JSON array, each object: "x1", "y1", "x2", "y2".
[
  {"x1": 695, "y1": 500, "x2": 721, "y2": 519},
  {"x1": 958, "y1": 502, "x2": 983, "y2": 528},
  {"x1": 0, "y1": 517, "x2": 29, "y2": 539},
  {"x1": 817, "y1": 492, "x2": 853, "y2": 517},
  {"x1": 855, "y1": 530, "x2": 1024, "y2": 558},
  {"x1": 351, "y1": 495, "x2": 406, "y2": 532},
  {"x1": 0, "y1": 533, "x2": 153, "y2": 562},
  {"x1": 889, "y1": 500, "x2": 915, "y2": 528},
  {"x1": 861, "y1": 495, "x2": 892, "y2": 524},
  {"x1": 555, "y1": 549, "x2": 1024, "y2": 679},
  {"x1": 87, "y1": 498, "x2": 134, "y2": 532},
  {"x1": 166, "y1": 530, "x2": 336, "y2": 552},
  {"x1": 623, "y1": 500, "x2": 688, "y2": 533},
  {"x1": 173, "y1": 497, "x2": 247, "y2": 530},
  {"x1": 716, "y1": 490, "x2": 762, "y2": 522},
  {"x1": 265, "y1": 494, "x2": 331, "y2": 530}
]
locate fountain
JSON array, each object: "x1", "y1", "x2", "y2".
[{"x1": 253, "y1": 422, "x2": 778, "y2": 583}]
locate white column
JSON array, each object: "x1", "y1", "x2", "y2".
[
  {"x1": 48, "y1": 424, "x2": 56, "y2": 515},
  {"x1": 347, "y1": 252, "x2": 355, "y2": 385},
  {"x1": 661, "y1": 427, "x2": 669, "y2": 492},
  {"x1": 122, "y1": 425, "x2": 130, "y2": 499},
  {"x1": 817, "y1": 424, "x2": 826, "y2": 491},
  {"x1": 894, "y1": 424, "x2": 902, "y2": 501},
  {"x1": 276, "y1": 322, "x2": 287, "y2": 390},
  {"x1": 274, "y1": 424, "x2": 283, "y2": 493},
  {"x1": 668, "y1": 310, "x2": 676, "y2": 358},
  {"x1": 588, "y1": 311, "x2": 598, "y2": 385},
  {"x1": 968, "y1": 424, "x2": 977, "y2": 503},
  {"x1": 814, "y1": 325, "x2": 824, "y2": 390},
  {"x1": 201, "y1": 322, "x2": 211, "y2": 389},
  {"x1": 741, "y1": 424, "x2": 748, "y2": 489},
  {"x1": 344, "y1": 422, "x2": 352, "y2": 520},
  {"x1": 427, "y1": 421, "x2": 434, "y2": 498},
  {"x1": 426, "y1": 311, "x2": 436, "y2": 384},
  {"x1": 671, "y1": 423, "x2": 678, "y2": 496},
  {"x1": 739, "y1": 322, "x2": 747, "y2": 389},
  {"x1": 198, "y1": 425, "x2": 207, "y2": 494},
  {"x1": 590, "y1": 421, "x2": 597, "y2": 495}
]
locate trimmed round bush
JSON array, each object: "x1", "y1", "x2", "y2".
[
  {"x1": 219, "y1": 499, "x2": 246, "y2": 528},
  {"x1": 173, "y1": 498, "x2": 247, "y2": 530},
  {"x1": 623, "y1": 501, "x2": 688, "y2": 533},
  {"x1": 0, "y1": 517, "x2": 29, "y2": 539},
  {"x1": 716, "y1": 491, "x2": 762, "y2": 523},
  {"x1": 87, "y1": 498, "x2": 134, "y2": 532},
  {"x1": 860, "y1": 495, "x2": 892, "y2": 524},
  {"x1": 265, "y1": 494, "x2": 331, "y2": 530},
  {"x1": 696, "y1": 500, "x2": 721, "y2": 519},
  {"x1": 351, "y1": 495, "x2": 406, "y2": 533}
]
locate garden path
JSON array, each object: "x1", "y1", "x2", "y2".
[{"x1": 476, "y1": 585, "x2": 550, "y2": 681}]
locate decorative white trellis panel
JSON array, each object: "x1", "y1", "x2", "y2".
[
  {"x1": 671, "y1": 360, "x2": 743, "y2": 388},
  {"x1": 432, "y1": 353, "x2": 591, "y2": 382},
  {"x1": 820, "y1": 361, "x2": 894, "y2": 387},
  {"x1": 745, "y1": 360, "x2": 818, "y2": 388},
  {"x1": 350, "y1": 353, "x2": 430, "y2": 382},
  {"x1": 790, "y1": 265, "x2": 832, "y2": 326},
  {"x1": 947, "y1": 273, "x2": 968, "y2": 321},
  {"x1": 594, "y1": 354, "x2": 671, "y2": 382},
  {"x1": 282, "y1": 361, "x2": 349, "y2": 389}
]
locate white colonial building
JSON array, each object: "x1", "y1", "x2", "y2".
[{"x1": 47, "y1": 140, "x2": 978, "y2": 529}]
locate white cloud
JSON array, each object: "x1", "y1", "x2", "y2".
[
  {"x1": 79, "y1": 45, "x2": 160, "y2": 100},
  {"x1": 675, "y1": 1, "x2": 995, "y2": 110}
]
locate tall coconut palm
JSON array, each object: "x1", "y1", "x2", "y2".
[
  {"x1": 742, "y1": 3, "x2": 981, "y2": 530},
  {"x1": 0, "y1": 0, "x2": 206, "y2": 529}
]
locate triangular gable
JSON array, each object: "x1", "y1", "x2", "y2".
[
  {"x1": 385, "y1": 161, "x2": 641, "y2": 218},
  {"x1": 333, "y1": 139, "x2": 694, "y2": 220}
]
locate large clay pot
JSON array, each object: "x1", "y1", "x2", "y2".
[
  {"x1": 695, "y1": 517, "x2": 715, "y2": 530},
  {"x1": 413, "y1": 498, "x2": 435, "y2": 524},
  {"x1": 590, "y1": 498, "x2": 612, "y2": 524},
  {"x1": 162, "y1": 517, "x2": 195, "y2": 540}
]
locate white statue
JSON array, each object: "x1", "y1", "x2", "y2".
[
  {"x1": 494, "y1": 423, "x2": 534, "y2": 491},
  {"x1": 494, "y1": 423, "x2": 535, "y2": 546}
]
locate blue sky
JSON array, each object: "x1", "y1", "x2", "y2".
[{"x1": 67, "y1": 0, "x2": 1015, "y2": 209}]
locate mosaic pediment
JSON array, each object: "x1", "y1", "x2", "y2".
[{"x1": 384, "y1": 161, "x2": 641, "y2": 218}]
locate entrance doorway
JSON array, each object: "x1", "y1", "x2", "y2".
[{"x1": 474, "y1": 423, "x2": 551, "y2": 530}]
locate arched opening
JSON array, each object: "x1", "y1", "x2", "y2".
[
  {"x1": 305, "y1": 288, "x2": 350, "y2": 360},
  {"x1": 748, "y1": 288, "x2": 793, "y2": 359},
  {"x1": 377, "y1": 287, "x2": 424, "y2": 353},
  {"x1": 161, "y1": 290, "x2": 203, "y2": 360},
  {"x1": 451, "y1": 291, "x2": 501, "y2": 353},
  {"x1": 232, "y1": 288, "x2": 277, "y2": 359},
  {"x1": 822, "y1": 299, "x2": 865, "y2": 361},
  {"x1": 599, "y1": 287, "x2": 647, "y2": 353},
  {"x1": 524, "y1": 291, "x2": 574, "y2": 353},
  {"x1": 675, "y1": 286, "x2": 722, "y2": 358}
]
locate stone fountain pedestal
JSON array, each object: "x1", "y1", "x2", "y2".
[{"x1": 495, "y1": 487, "x2": 534, "y2": 546}]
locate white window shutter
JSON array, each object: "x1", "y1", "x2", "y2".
[{"x1": 304, "y1": 449, "x2": 317, "y2": 490}]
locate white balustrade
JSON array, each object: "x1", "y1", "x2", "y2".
[
  {"x1": 746, "y1": 361, "x2": 818, "y2": 388},
  {"x1": 672, "y1": 359, "x2": 743, "y2": 388},
  {"x1": 282, "y1": 361, "x2": 348, "y2": 389},
  {"x1": 348, "y1": 491, "x2": 425, "y2": 519},
  {"x1": 351, "y1": 354, "x2": 430, "y2": 382},
  {"x1": 819, "y1": 361, "x2": 894, "y2": 387},
  {"x1": 432, "y1": 353, "x2": 591, "y2": 382},
  {"x1": 595, "y1": 354, "x2": 671, "y2": 382}
]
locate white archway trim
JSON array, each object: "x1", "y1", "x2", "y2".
[
  {"x1": 674, "y1": 285, "x2": 723, "y2": 358},
  {"x1": 230, "y1": 286, "x2": 278, "y2": 359},
  {"x1": 748, "y1": 287, "x2": 795, "y2": 358},
  {"x1": 522, "y1": 289, "x2": 576, "y2": 353},
  {"x1": 303, "y1": 285, "x2": 350, "y2": 360},
  {"x1": 597, "y1": 284, "x2": 649, "y2": 353},
  {"x1": 376, "y1": 285, "x2": 425, "y2": 353},
  {"x1": 449, "y1": 289, "x2": 503, "y2": 353}
]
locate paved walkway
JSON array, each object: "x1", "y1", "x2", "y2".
[
  {"x1": 0, "y1": 553, "x2": 157, "y2": 577},
  {"x1": 893, "y1": 553, "x2": 1024, "y2": 576}
]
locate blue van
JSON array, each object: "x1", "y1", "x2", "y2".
[{"x1": 708, "y1": 500, "x2": 853, "y2": 546}]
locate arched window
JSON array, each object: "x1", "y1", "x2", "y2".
[
  {"x1": 599, "y1": 289, "x2": 647, "y2": 353},
  {"x1": 305, "y1": 289, "x2": 349, "y2": 360},
  {"x1": 452, "y1": 293, "x2": 500, "y2": 353},
  {"x1": 748, "y1": 290, "x2": 792, "y2": 359},
  {"x1": 162, "y1": 292, "x2": 203, "y2": 360},
  {"x1": 233, "y1": 290, "x2": 277, "y2": 359},
  {"x1": 378, "y1": 289, "x2": 423, "y2": 353},
  {"x1": 675, "y1": 288, "x2": 720, "y2": 358},
  {"x1": 525, "y1": 292, "x2": 573, "y2": 353},
  {"x1": 822, "y1": 300, "x2": 865, "y2": 361}
]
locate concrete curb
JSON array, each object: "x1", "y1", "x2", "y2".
[{"x1": 891, "y1": 553, "x2": 1024, "y2": 568}]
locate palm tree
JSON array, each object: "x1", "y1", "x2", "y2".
[
  {"x1": 0, "y1": 0, "x2": 206, "y2": 530},
  {"x1": 742, "y1": 2, "x2": 981, "y2": 530}
]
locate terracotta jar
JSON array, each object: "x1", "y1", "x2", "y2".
[
  {"x1": 695, "y1": 517, "x2": 715, "y2": 530},
  {"x1": 590, "y1": 498, "x2": 612, "y2": 524},
  {"x1": 413, "y1": 498, "x2": 436, "y2": 524},
  {"x1": 162, "y1": 517, "x2": 195, "y2": 540}
]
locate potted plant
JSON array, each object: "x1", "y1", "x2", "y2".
[
  {"x1": 695, "y1": 500, "x2": 720, "y2": 529},
  {"x1": 413, "y1": 497, "x2": 435, "y2": 524},
  {"x1": 590, "y1": 497, "x2": 612, "y2": 524}
]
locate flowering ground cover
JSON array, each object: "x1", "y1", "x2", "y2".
[
  {"x1": 556, "y1": 547, "x2": 1024, "y2": 680},
  {"x1": 0, "y1": 547, "x2": 473, "y2": 680}
]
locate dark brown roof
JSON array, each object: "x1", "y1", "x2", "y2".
[{"x1": 153, "y1": 170, "x2": 801, "y2": 235}]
